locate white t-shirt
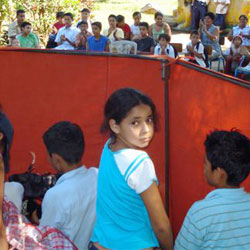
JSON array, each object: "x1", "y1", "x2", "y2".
[
  {"x1": 103, "y1": 28, "x2": 124, "y2": 42},
  {"x1": 232, "y1": 25, "x2": 250, "y2": 46},
  {"x1": 185, "y1": 41, "x2": 206, "y2": 67},
  {"x1": 130, "y1": 24, "x2": 140, "y2": 36},
  {"x1": 54, "y1": 25, "x2": 79, "y2": 50},
  {"x1": 214, "y1": 0, "x2": 230, "y2": 14},
  {"x1": 154, "y1": 44, "x2": 176, "y2": 58},
  {"x1": 40, "y1": 166, "x2": 98, "y2": 250}
]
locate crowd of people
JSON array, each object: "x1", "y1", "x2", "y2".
[
  {"x1": 1, "y1": 87, "x2": 250, "y2": 250},
  {"x1": 5, "y1": 5, "x2": 250, "y2": 76}
]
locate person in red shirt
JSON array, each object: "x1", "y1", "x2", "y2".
[{"x1": 117, "y1": 15, "x2": 131, "y2": 40}]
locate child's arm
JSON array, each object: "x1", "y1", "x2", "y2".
[
  {"x1": 105, "y1": 41, "x2": 110, "y2": 52},
  {"x1": 65, "y1": 38, "x2": 76, "y2": 48},
  {"x1": 148, "y1": 25, "x2": 153, "y2": 37},
  {"x1": 141, "y1": 182, "x2": 173, "y2": 250}
]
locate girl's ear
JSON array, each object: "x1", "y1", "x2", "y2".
[{"x1": 109, "y1": 119, "x2": 120, "y2": 134}]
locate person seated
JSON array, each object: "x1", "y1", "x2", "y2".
[
  {"x1": 117, "y1": 15, "x2": 131, "y2": 40},
  {"x1": 8, "y1": 9, "x2": 25, "y2": 44},
  {"x1": 185, "y1": 30, "x2": 207, "y2": 67},
  {"x1": 87, "y1": 22, "x2": 109, "y2": 52},
  {"x1": 103, "y1": 14, "x2": 124, "y2": 43},
  {"x1": 46, "y1": 11, "x2": 65, "y2": 49},
  {"x1": 199, "y1": 12, "x2": 221, "y2": 60},
  {"x1": 214, "y1": 0, "x2": 231, "y2": 32},
  {"x1": 16, "y1": 22, "x2": 40, "y2": 48},
  {"x1": 75, "y1": 21, "x2": 92, "y2": 50},
  {"x1": 54, "y1": 13, "x2": 79, "y2": 50},
  {"x1": 134, "y1": 22, "x2": 154, "y2": 54},
  {"x1": 227, "y1": 15, "x2": 250, "y2": 47},
  {"x1": 77, "y1": 8, "x2": 92, "y2": 33},
  {"x1": 149, "y1": 12, "x2": 171, "y2": 42},
  {"x1": 130, "y1": 11, "x2": 142, "y2": 40},
  {"x1": 175, "y1": 129, "x2": 250, "y2": 250},
  {"x1": 154, "y1": 34, "x2": 176, "y2": 58},
  {"x1": 9, "y1": 38, "x2": 20, "y2": 47},
  {"x1": 40, "y1": 121, "x2": 98, "y2": 250}
]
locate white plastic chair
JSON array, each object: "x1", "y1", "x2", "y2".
[{"x1": 109, "y1": 41, "x2": 137, "y2": 55}]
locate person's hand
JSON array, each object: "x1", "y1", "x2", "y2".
[
  {"x1": 187, "y1": 45, "x2": 194, "y2": 53},
  {"x1": 52, "y1": 25, "x2": 57, "y2": 34},
  {"x1": 60, "y1": 35, "x2": 66, "y2": 41}
]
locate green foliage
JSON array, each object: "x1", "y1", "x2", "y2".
[{"x1": 0, "y1": 0, "x2": 94, "y2": 46}]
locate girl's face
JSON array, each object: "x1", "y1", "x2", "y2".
[
  {"x1": 111, "y1": 104, "x2": 154, "y2": 150},
  {"x1": 155, "y1": 15, "x2": 163, "y2": 25},
  {"x1": 233, "y1": 37, "x2": 242, "y2": 47},
  {"x1": 109, "y1": 17, "x2": 117, "y2": 28}
]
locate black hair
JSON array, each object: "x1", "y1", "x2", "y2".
[
  {"x1": 16, "y1": 9, "x2": 25, "y2": 16},
  {"x1": 77, "y1": 20, "x2": 88, "y2": 28},
  {"x1": 239, "y1": 15, "x2": 248, "y2": 21},
  {"x1": 108, "y1": 14, "x2": 117, "y2": 21},
  {"x1": 204, "y1": 12, "x2": 215, "y2": 21},
  {"x1": 56, "y1": 11, "x2": 64, "y2": 19},
  {"x1": 92, "y1": 21, "x2": 102, "y2": 31},
  {"x1": 139, "y1": 22, "x2": 149, "y2": 30},
  {"x1": 158, "y1": 33, "x2": 171, "y2": 42},
  {"x1": 117, "y1": 15, "x2": 124, "y2": 23},
  {"x1": 133, "y1": 11, "x2": 141, "y2": 18},
  {"x1": 43, "y1": 121, "x2": 84, "y2": 165},
  {"x1": 101, "y1": 88, "x2": 158, "y2": 142},
  {"x1": 21, "y1": 22, "x2": 31, "y2": 29},
  {"x1": 81, "y1": 8, "x2": 90, "y2": 13},
  {"x1": 205, "y1": 130, "x2": 250, "y2": 186},
  {"x1": 190, "y1": 30, "x2": 199, "y2": 36},
  {"x1": 154, "y1": 11, "x2": 163, "y2": 19},
  {"x1": 63, "y1": 12, "x2": 74, "y2": 20}
]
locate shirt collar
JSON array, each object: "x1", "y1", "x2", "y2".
[
  {"x1": 56, "y1": 166, "x2": 86, "y2": 185},
  {"x1": 206, "y1": 187, "x2": 246, "y2": 199}
]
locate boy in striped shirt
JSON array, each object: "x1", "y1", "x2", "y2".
[{"x1": 175, "y1": 130, "x2": 250, "y2": 250}]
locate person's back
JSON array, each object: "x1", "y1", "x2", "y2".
[{"x1": 175, "y1": 130, "x2": 250, "y2": 250}]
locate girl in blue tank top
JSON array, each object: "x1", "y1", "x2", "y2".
[{"x1": 89, "y1": 88, "x2": 173, "y2": 250}]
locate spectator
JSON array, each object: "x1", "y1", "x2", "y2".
[
  {"x1": 87, "y1": 22, "x2": 109, "y2": 52},
  {"x1": 185, "y1": 30, "x2": 207, "y2": 67},
  {"x1": 214, "y1": 0, "x2": 230, "y2": 31},
  {"x1": 10, "y1": 38, "x2": 20, "y2": 47},
  {"x1": 77, "y1": 8, "x2": 92, "y2": 33},
  {"x1": 8, "y1": 9, "x2": 25, "y2": 43},
  {"x1": 190, "y1": 0, "x2": 210, "y2": 30},
  {"x1": 103, "y1": 14, "x2": 124, "y2": 42},
  {"x1": 154, "y1": 34, "x2": 176, "y2": 58},
  {"x1": 46, "y1": 11, "x2": 65, "y2": 49},
  {"x1": 175, "y1": 130, "x2": 250, "y2": 250},
  {"x1": 117, "y1": 15, "x2": 131, "y2": 40},
  {"x1": 54, "y1": 13, "x2": 79, "y2": 50},
  {"x1": 16, "y1": 22, "x2": 40, "y2": 49},
  {"x1": 134, "y1": 22, "x2": 154, "y2": 54},
  {"x1": 149, "y1": 12, "x2": 171, "y2": 42},
  {"x1": 228, "y1": 15, "x2": 250, "y2": 46},
  {"x1": 75, "y1": 21, "x2": 92, "y2": 50},
  {"x1": 199, "y1": 12, "x2": 220, "y2": 60},
  {"x1": 40, "y1": 121, "x2": 98, "y2": 250},
  {"x1": 130, "y1": 11, "x2": 142, "y2": 40}
]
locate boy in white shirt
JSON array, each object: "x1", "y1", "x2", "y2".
[
  {"x1": 214, "y1": 0, "x2": 231, "y2": 31},
  {"x1": 185, "y1": 30, "x2": 207, "y2": 67},
  {"x1": 154, "y1": 34, "x2": 176, "y2": 58},
  {"x1": 130, "y1": 11, "x2": 141, "y2": 40}
]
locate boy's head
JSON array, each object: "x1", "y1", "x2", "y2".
[
  {"x1": 21, "y1": 22, "x2": 32, "y2": 35},
  {"x1": 204, "y1": 130, "x2": 250, "y2": 187},
  {"x1": 92, "y1": 22, "x2": 102, "y2": 36},
  {"x1": 132, "y1": 11, "x2": 141, "y2": 25},
  {"x1": 56, "y1": 11, "x2": 64, "y2": 22},
  {"x1": 16, "y1": 9, "x2": 25, "y2": 23},
  {"x1": 43, "y1": 121, "x2": 85, "y2": 173},
  {"x1": 81, "y1": 8, "x2": 90, "y2": 20},
  {"x1": 63, "y1": 12, "x2": 74, "y2": 27},
  {"x1": 139, "y1": 22, "x2": 149, "y2": 37},
  {"x1": 117, "y1": 15, "x2": 125, "y2": 28},
  {"x1": 77, "y1": 20, "x2": 88, "y2": 32},
  {"x1": 158, "y1": 33, "x2": 171, "y2": 47},
  {"x1": 190, "y1": 30, "x2": 200, "y2": 45},
  {"x1": 233, "y1": 35, "x2": 243, "y2": 47}
]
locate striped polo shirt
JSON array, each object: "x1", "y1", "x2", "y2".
[{"x1": 175, "y1": 188, "x2": 250, "y2": 250}]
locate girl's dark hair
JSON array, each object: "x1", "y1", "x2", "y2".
[
  {"x1": 154, "y1": 11, "x2": 163, "y2": 19},
  {"x1": 108, "y1": 14, "x2": 117, "y2": 21},
  {"x1": 101, "y1": 88, "x2": 158, "y2": 141},
  {"x1": 56, "y1": 11, "x2": 64, "y2": 19}
]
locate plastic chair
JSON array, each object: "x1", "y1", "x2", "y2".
[
  {"x1": 109, "y1": 41, "x2": 137, "y2": 55},
  {"x1": 234, "y1": 55, "x2": 250, "y2": 77},
  {"x1": 207, "y1": 45, "x2": 225, "y2": 72}
]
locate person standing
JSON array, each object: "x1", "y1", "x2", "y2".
[{"x1": 191, "y1": 0, "x2": 210, "y2": 30}]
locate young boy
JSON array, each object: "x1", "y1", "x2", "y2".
[
  {"x1": 54, "y1": 12, "x2": 79, "y2": 50},
  {"x1": 154, "y1": 33, "x2": 176, "y2": 58},
  {"x1": 185, "y1": 30, "x2": 206, "y2": 67},
  {"x1": 175, "y1": 130, "x2": 250, "y2": 250},
  {"x1": 75, "y1": 20, "x2": 92, "y2": 50},
  {"x1": 130, "y1": 11, "x2": 141, "y2": 40},
  {"x1": 77, "y1": 8, "x2": 92, "y2": 33},
  {"x1": 87, "y1": 22, "x2": 109, "y2": 52},
  {"x1": 117, "y1": 15, "x2": 131, "y2": 40},
  {"x1": 16, "y1": 22, "x2": 40, "y2": 48},
  {"x1": 134, "y1": 22, "x2": 154, "y2": 54}
]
